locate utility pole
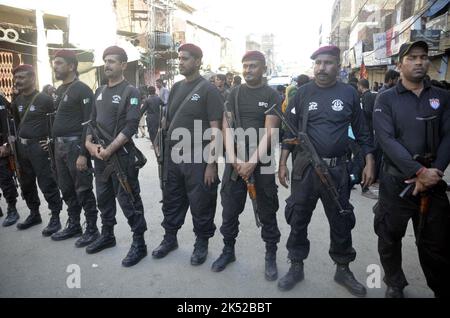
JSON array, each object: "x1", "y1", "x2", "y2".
[{"x1": 147, "y1": 0, "x2": 156, "y2": 85}]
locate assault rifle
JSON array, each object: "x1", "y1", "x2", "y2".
[
  {"x1": 266, "y1": 104, "x2": 350, "y2": 215},
  {"x1": 224, "y1": 101, "x2": 261, "y2": 228},
  {"x1": 83, "y1": 120, "x2": 135, "y2": 203}
]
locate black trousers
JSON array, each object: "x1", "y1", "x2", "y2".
[
  {"x1": 375, "y1": 171, "x2": 450, "y2": 297},
  {"x1": 146, "y1": 117, "x2": 158, "y2": 143},
  {"x1": 285, "y1": 164, "x2": 357, "y2": 264},
  {"x1": 0, "y1": 157, "x2": 18, "y2": 205},
  {"x1": 161, "y1": 156, "x2": 219, "y2": 239},
  {"x1": 94, "y1": 148, "x2": 147, "y2": 235},
  {"x1": 55, "y1": 140, "x2": 97, "y2": 223},
  {"x1": 17, "y1": 141, "x2": 62, "y2": 213},
  {"x1": 220, "y1": 164, "x2": 280, "y2": 248}
]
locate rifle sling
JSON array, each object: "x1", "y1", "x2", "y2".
[
  {"x1": 19, "y1": 92, "x2": 40, "y2": 128},
  {"x1": 167, "y1": 78, "x2": 208, "y2": 135}
]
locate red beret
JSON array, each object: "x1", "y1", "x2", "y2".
[
  {"x1": 310, "y1": 45, "x2": 340, "y2": 60},
  {"x1": 54, "y1": 49, "x2": 78, "y2": 66},
  {"x1": 103, "y1": 45, "x2": 128, "y2": 62},
  {"x1": 242, "y1": 51, "x2": 266, "y2": 63},
  {"x1": 178, "y1": 43, "x2": 203, "y2": 59},
  {"x1": 12, "y1": 64, "x2": 34, "y2": 75}
]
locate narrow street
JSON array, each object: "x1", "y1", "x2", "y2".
[{"x1": 0, "y1": 138, "x2": 437, "y2": 298}]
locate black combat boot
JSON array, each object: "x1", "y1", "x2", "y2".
[
  {"x1": 42, "y1": 212, "x2": 61, "y2": 237},
  {"x1": 16, "y1": 211, "x2": 42, "y2": 230},
  {"x1": 190, "y1": 237, "x2": 209, "y2": 266},
  {"x1": 385, "y1": 286, "x2": 404, "y2": 298},
  {"x1": 265, "y1": 251, "x2": 278, "y2": 281},
  {"x1": 152, "y1": 234, "x2": 178, "y2": 259},
  {"x1": 86, "y1": 226, "x2": 116, "y2": 254},
  {"x1": 75, "y1": 221, "x2": 100, "y2": 248},
  {"x1": 277, "y1": 260, "x2": 304, "y2": 291},
  {"x1": 2, "y1": 205, "x2": 20, "y2": 227},
  {"x1": 122, "y1": 234, "x2": 147, "y2": 267},
  {"x1": 334, "y1": 263, "x2": 367, "y2": 297},
  {"x1": 211, "y1": 244, "x2": 236, "y2": 272},
  {"x1": 51, "y1": 218, "x2": 82, "y2": 241}
]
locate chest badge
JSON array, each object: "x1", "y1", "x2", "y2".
[
  {"x1": 309, "y1": 102, "x2": 318, "y2": 111},
  {"x1": 191, "y1": 94, "x2": 200, "y2": 101},
  {"x1": 258, "y1": 102, "x2": 269, "y2": 108},
  {"x1": 112, "y1": 95, "x2": 121, "y2": 104},
  {"x1": 429, "y1": 99, "x2": 440, "y2": 110},
  {"x1": 30, "y1": 105, "x2": 36, "y2": 112},
  {"x1": 331, "y1": 99, "x2": 344, "y2": 112},
  {"x1": 63, "y1": 95, "x2": 68, "y2": 102},
  {"x1": 19, "y1": 105, "x2": 24, "y2": 112}
]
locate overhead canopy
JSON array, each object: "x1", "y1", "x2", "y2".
[{"x1": 425, "y1": 0, "x2": 450, "y2": 17}]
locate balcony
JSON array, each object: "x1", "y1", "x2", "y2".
[{"x1": 152, "y1": 31, "x2": 173, "y2": 50}]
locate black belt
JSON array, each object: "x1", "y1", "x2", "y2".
[
  {"x1": 19, "y1": 137, "x2": 42, "y2": 145},
  {"x1": 321, "y1": 155, "x2": 348, "y2": 168},
  {"x1": 55, "y1": 136, "x2": 81, "y2": 143}
]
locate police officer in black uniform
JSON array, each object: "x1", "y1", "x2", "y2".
[
  {"x1": 10, "y1": 65, "x2": 63, "y2": 232},
  {"x1": 152, "y1": 44, "x2": 223, "y2": 265},
  {"x1": 277, "y1": 46, "x2": 375, "y2": 296},
  {"x1": 0, "y1": 93, "x2": 19, "y2": 226},
  {"x1": 85, "y1": 46, "x2": 147, "y2": 267},
  {"x1": 373, "y1": 41, "x2": 450, "y2": 298},
  {"x1": 211, "y1": 51, "x2": 282, "y2": 281},
  {"x1": 49, "y1": 50, "x2": 99, "y2": 245}
]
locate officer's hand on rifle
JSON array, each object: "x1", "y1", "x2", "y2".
[
  {"x1": 98, "y1": 146, "x2": 113, "y2": 161},
  {"x1": 86, "y1": 140, "x2": 102, "y2": 160},
  {"x1": 0, "y1": 144, "x2": 10, "y2": 157},
  {"x1": 237, "y1": 162, "x2": 257, "y2": 180},
  {"x1": 76, "y1": 155, "x2": 88, "y2": 172},
  {"x1": 283, "y1": 137, "x2": 300, "y2": 145},
  {"x1": 278, "y1": 164, "x2": 290, "y2": 189},
  {"x1": 39, "y1": 140, "x2": 49, "y2": 152},
  {"x1": 204, "y1": 163, "x2": 218, "y2": 187},
  {"x1": 405, "y1": 168, "x2": 444, "y2": 195}
]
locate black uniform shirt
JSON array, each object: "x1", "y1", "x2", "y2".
[
  {"x1": 0, "y1": 95, "x2": 10, "y2": 145},
  {"x1": 373, "y1": 80, "x2": 450, "y2": 178},
  {"x1": 12, "y1": 90, "x2": 55, "y2": 139},
  {"x1": 91, "y1": 80, "x2": 140, "y2": 140},
  {"x1": 283, "y1": 81, "x2": 374, "y2": 158},
  {"x1": 226, "y1": 84, "x2": 281, "y2": 131},
  {"x1": 167, "y1": 76, "x2": 223, "y2": 145},
  {"x1": 53, "y1": 80, "x2": 94, "y2": 157}
]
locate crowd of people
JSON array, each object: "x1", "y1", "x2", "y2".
[{"x1": 0, "y1": 40, "x2": 449, "y2": 298}]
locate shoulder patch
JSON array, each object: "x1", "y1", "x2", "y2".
[{"x1": 130, "y1": 97, "x2": 139, "y2": 106}]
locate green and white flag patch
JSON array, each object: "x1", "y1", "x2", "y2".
[{"x1": 130, "y1": 97, "x2": 139, "y2": 106}]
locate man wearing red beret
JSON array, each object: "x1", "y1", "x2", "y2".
[
  {"x1": 211, "y1": 50, "x2": 282, "y2": 281},
  {"x1": 152, "y1": 43, "x2": 223, "y2": 266},
  {"x1": 48, "y1": 50, "x2": 99, "y2": 246},
  {"x1": 277, "y1": 45, "x2": 375, "y2": 296},
  {"x1": 85, "y1": 45, "x2": 148, "y2": 267},
  {"x1": 9, "y1": 65, "x2": 63, "y2": 232}
]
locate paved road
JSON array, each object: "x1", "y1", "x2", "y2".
[{"x1": 0, "y1": 137, "x2": 439, "y2": 298}]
